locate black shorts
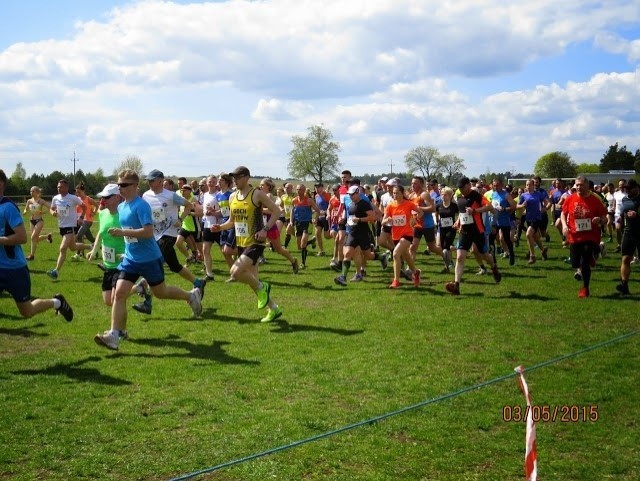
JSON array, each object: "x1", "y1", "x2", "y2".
[
  {"x1": 178, "y1": 228, "x2": 196, "y2": 239},
  {"x1": 102, "y1": 268, "x2": 119, "y2": 292},
  {"x1": 237, "y1": 244, "x2": 266, "y2": 265},
  {"x1": 381, "y1": 224, "x2": 392, "y2": 234},
  {"x1": 621, "y1": 232, "x2": 640, "y2": 257},
  {"x1": 316, "y1": 216, "x2": 329, "y2": 231},
  {"x1": 413, "y1": 226, "x2": 436, "y2": 243},
  {"x1": 345, "y1": 230, "x2": 371, "y2": 251},
  {"x1": 570, "y1": 241, "x2": 598, "y2": 269},
  {"x1": 59, "y1": 226, "x2": 77, "y2": 236},
  {"x1": 440, "y1": 227, "x2": 457, "y2": 250},
  {"x1": 157, "y1": 235, "x2": 182, "y2": 273},
  {"x1": 30, "y1": 218, "x2": 43, "y2": 227},
  {"x1": 393, "y1": 235, "x2": 413, "y2": 246},
  {"x1": 203, "y1": 229, "x2": 221, "y2": 244},
  {"x1": 526, "y1": 219, "x2": 545, "y2": 233},
  {"x1": 0, "y1": 266, "x2": 31, "y2": 303},
  {"x1": 295, "y1": 221, "x2": 311, "y2": 237},
  {"x1": 457, "y1": 229, "x2": 488, "y2": 253}
]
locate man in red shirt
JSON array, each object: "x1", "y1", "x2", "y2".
[{"x1": 561, "y1": 176, "x2": 608, "y2": 298}]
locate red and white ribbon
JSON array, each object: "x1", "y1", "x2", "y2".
[{"x1": 515, "y1": 365, "x2": 537, "y2": 481}]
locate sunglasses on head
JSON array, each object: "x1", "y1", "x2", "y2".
[{"x1": 117, "y1": 182, "x2": 135, "y2": 188}]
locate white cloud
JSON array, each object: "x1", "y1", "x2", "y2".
[{"x1": 252, "y1": 98, "x2": 313, "y2": 121}]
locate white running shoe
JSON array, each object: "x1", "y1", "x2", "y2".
[
  {"x1": 189, "y1": 287, "x2": 203, "y2": 318},
  {"x1": 94, "y1": 330, "x2": 120, "y2": 350}
]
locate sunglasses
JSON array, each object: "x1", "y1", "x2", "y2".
[{"x1": 117, "y1": 182, "x2": 136, "y2": 188}]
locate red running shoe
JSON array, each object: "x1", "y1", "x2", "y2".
[
  {"x1": 578, "y1": 287, "x2": 590, "y2": 298},
  {"x1": 412, "y1": 269, "x2": 421, "y2": 287},
  {"x1": 445, "y1": 281, "x2": 460, "y2": 295},
  {"x1": 389, "y1": 279, "x2": 401, "y2": 289}
]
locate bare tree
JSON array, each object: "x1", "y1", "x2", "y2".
[
  {"x1": 438, "y1": 154, "x2": 466, "y2": 185},
  {"x1": 113, "y1": 155, "x2": 145, "y2": 177},
  {"x1": 404, "y1": 146, "x2": 442, "y2": 179}
]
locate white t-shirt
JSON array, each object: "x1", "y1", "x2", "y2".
[
  {"x1": 142, "y1": 188, "x2": 187, "y2": 239},
  {"x1": 201, "y1": 192, "x2": 219, "y2": 228},
  {"x1": 614, "y1": 190, "x2": 628, "y2": 219},
  {"x1": 51, "y1": 193, "x2": 83, "y2": 228}
]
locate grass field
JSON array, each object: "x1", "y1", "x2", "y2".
[{"x1": 1, "y1": 212, "x2": 638, "y2": 481}]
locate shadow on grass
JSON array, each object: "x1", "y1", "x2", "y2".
[
  {"x1": 12, "y1": 356, "x2": 132, "y2": 385},
  {"x1": 124, "y1": 335, "x2": 260, "y2": 365},
  {"x1": 596, "y1": 293, "x2": 639, "y2": 301},
  {"x1": 505, "y1": 290, "x2": 558, "y2": 301},
  {"x1": 266, "y1": 280, "x2": 335, "y2": 291},
  {"x1": 0, "y1": 322, "x2": 49, "y2": 337},
  {"x1": 269, "y1": 320, "x2": 364, "y2": 336}
]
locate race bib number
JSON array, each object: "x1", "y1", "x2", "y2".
[
  {"x1": 235, "y1": 222, "x2": 248, "y2": 237},
  {"x1": 492, "y1": 200, "x2": 502, "y2": 210},
  {"x1": 440, "y1": 217, "x2": 453, "y2": 228},
  {"x1": 347, "y1": 216, "x2": 358, "y2": 226},
  {"x1": 575, "y1": 218, "x2": 592, "y2": 232},
  {"x1": 459, "y1": 213, "x2": 474, "y2": 225},
  {"x1": 220, "y1": 206, "x2": 230, "y2": 217},
  {"x1": 152, "y1": 208, "x2": 166, "y2": 223},
  {"x1": 29, "y1": 203, "x2": 39, "y2": 212},
  {"x1": 392, "y1": 215, "x2": 406, "y2": 227},
  {"x1": 57, "y1": 205, "x2": 70, "y2": 217},
  {"x1": 102, "y1": 245, "x2": 116, "y2": 263}
]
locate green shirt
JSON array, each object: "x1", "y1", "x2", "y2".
[{"x1": 98, "y1": 208, "x2": 125, "y2": 269}]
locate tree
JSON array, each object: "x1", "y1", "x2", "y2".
[
  {"x1": 533, "y1": 152, "x2": 577, "y2": 178},
  {"x1": 438, "y1": 153, "x2": 466, "y2": 185},
  {"x1": 575, "y1": 162, "x2": 601, "y2": 174},
  {"x1": 404, "y1": 146, "x2": 442, "y2": 180},
  {"x1": 11, "y1": 162, "x2": 27, "y2": 181},
  {"x1": 288, "y1": 125, "x2": 341, "y2": 183},
  {"x1": 599, "y1": 143, "x2": 637, "y2": 172},
  {"x1": 113, "y1": 155, "x2": 145, "y2": 177}
]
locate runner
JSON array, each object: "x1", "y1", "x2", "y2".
[
  {"x1": 94, "y1": 170, "x2": 202, "y2": 351},
  {"x1": 436, "y1": 187, "x2": 459, "y2": 273},
  {"x1": 313, "y1": 183, "x2": 332, "y2": 256},
  {"x1": 290, "y1": 184, "x2": 321, "y2": 268},
  {"x1": 615, "y1": 179, "x2": 640, "y2": 295},
  {"x1": 560, "y1": 176, "x2": 608, "y2": 298},
  {"x1": 212, "y1": 166, "x2": 283, "y2": 322},
  {"x1": 0, "y1": 169, "x2": 73, "y2": 321},
  {"x1": 445, "y1": 177, "x2": 502, "y2": 295},
  {"x1": 516, "y1": 179, "x2": 552, "y2": 264},
  {"x1": 22, "y1": 186, "x2": 52, "y2": 260},
  {"x1": 382, "y1": 184, "x2": 422, "y2": 288}
]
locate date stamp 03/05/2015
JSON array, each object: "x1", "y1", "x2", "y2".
[{"x1": 502, "y1": 404, "x2": 600, "y2": 423}]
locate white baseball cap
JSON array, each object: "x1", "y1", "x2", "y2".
[{"x1": 96, "y1": 184, "x2": 120, "y2": 198}]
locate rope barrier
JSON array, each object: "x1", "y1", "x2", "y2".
[{"x1": 170, "y1": 328, "x2": 639, "y2": 480}]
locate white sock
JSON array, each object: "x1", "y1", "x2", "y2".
[{"x1": 52, "y1": 298, "x2": 61, "y2": 310}]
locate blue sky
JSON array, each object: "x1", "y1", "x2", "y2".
[{"x1": 1, "y1": 0, "x2": 639, "y2": 181}]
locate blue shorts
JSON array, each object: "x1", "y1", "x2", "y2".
[
  {"x1": 221, "y1": 228, "x2": 236, "y2": 249},
  {"x1": 0, "y1": 266, "x2": 31, "y2": 303},
  {"x1": 117, "y1": 257, "x2": 165, "y2": 287}
]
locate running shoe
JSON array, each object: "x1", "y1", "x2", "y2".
[
  {"x1": 616, "y1": 283, "x2": 630, "y2": 295},
  {"x1": 26, "y1": 254, "x2": 34, "y2": 261},
  {"x1": 380, "y1": 251, "x2": 389, "y2": 270},
  {"x1": 257, "y1": 281, "x2": 271, "y2": 309},
  {"x1": 94, "y1": 330, "x2": 121, "y2": 350},
  {"x1": 491, "y1": 265, "x2": 502, "y2": 283},
  {"x1": 440, "y1": 266, "x2": 450, "y2": 274},
  {"x1": 189, "y1": 287, "x2": 203, "y2": 317},
  {"x1": 291, "y1": 259, "x2": 299, "y2": 274},
  {"x1": 574, "y1": 271, "x2": 582, "y2": 281},
  {"x1": 412, "y1": 269, "x2": 421, "y2": 287},
  {"x1": 578, "y1": 287, "x2": 590, "y2": 298},
  {"x1": 329, "y1": 259, "x2": 340, "y2": 272},
  {"x1": 132, "y1": 298, "x2": 152, "y2": 315},
  {"x1": 257, "y1": 256, "x2": 266, "y2": 265},
  {"x1": 316, "y1": 251, "x2": 326, "y2": 257},
  {"x1": 334, "y1": 275, "x2": 347, "y2": 286},
  {"x1": 445, "y1": 281, "x2": 460, "y2": 295},
  {"x1": 389, "y1": 279, "x2": 401, "y2": 289},
  {"x1": 350, "y1": 273, "x2": 364, "y2": 282},
  {"x1": 401, "y1": 268, "x2": 413, "y2": 281},
  {"x1": 541, "y1": 247, "x2": 548, "y2": 260},
  {"x1": 527, "y1": 256, "x2": 536, "y2": 265},
  {"x1": 308, "y1": 237, "x2": 317, "y2": 249},
  {"x1": 47, "y1": 233, "x2": 53, "y2": 244},
  {"x1": 476, "y1": 266, "x2": 487, "y2": 276},
  {"x1": 194, "y1": 278, "x2": 207, "y2": 300},
  {"x1": 46, "y1": 269, "x2": 58, "y2": 280},
  {"x1": 53, "y1": 294, "x2": 73, "y2": 322},
  {"x1": 205, "y1": 274, "x2": 215, "y2": 281},
  {"x1": 260, "y1": 306, "x2": 283, "y2": 323}
]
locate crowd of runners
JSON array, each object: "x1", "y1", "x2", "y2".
[{"x1": 1, "y1": 166, "x2": 639, "y2": 350}]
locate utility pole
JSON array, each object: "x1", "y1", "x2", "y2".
[
  {"x1": 390, "y1": 158, "x2": 393, "y2": 174},
  {"x1": 70, "y1": 151, "x2": 79, "y2": 187}
]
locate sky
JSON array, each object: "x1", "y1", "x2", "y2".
[{"x1": 1, "y1": 0, "x2": 639, "y2": 181}]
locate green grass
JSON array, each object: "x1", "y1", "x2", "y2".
[{"x1": 1, "y1": 213, "x2": 638, "y2": 480}]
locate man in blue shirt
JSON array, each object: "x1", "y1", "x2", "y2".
[{"x1": 0, "y1": 169, "x2": 73, "y2": 321}]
